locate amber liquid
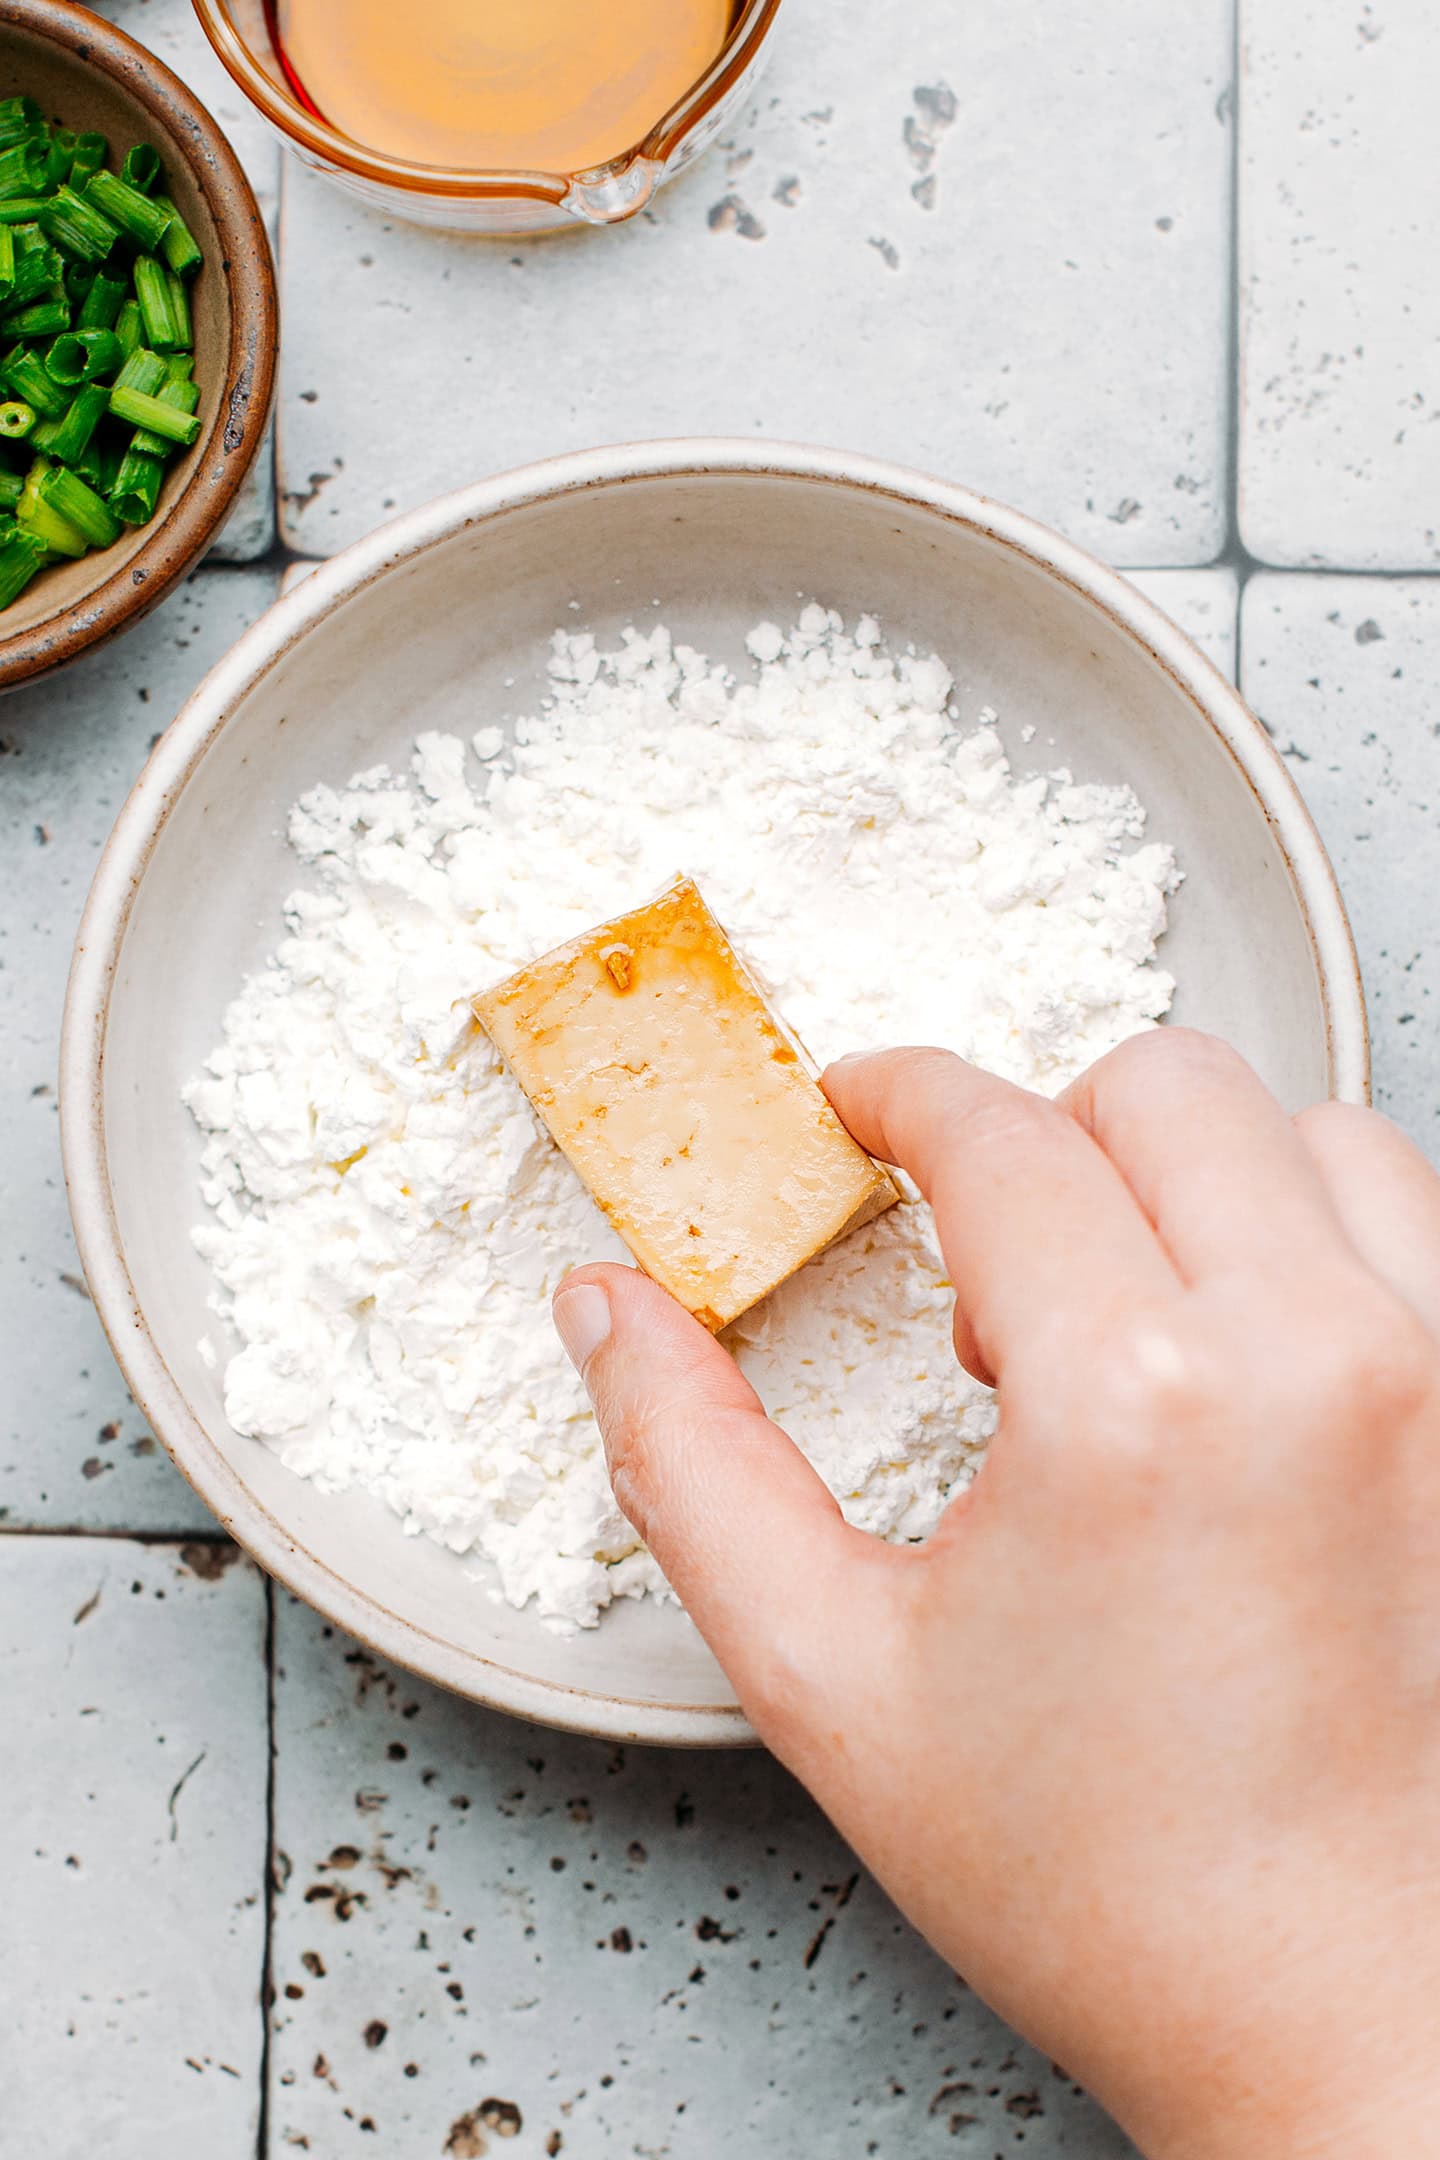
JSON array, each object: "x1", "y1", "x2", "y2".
[{"x1": 266, "y1": 0, "x2": 737, "y2": 173}]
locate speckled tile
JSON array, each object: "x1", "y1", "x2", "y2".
[
  {"x1": 0, "y1": 566, "x2": 279, "y2": 1532},
  {"x1": 1240, "y1": 574, "x2": 1440, "y2": 1148},
  {"x1": 1239, "y1": 0, "x2": 1440, "y2": 568},
  {"x1": 268, "y1": 1596, "x2": 1134, "y2": 2158},
  {"x1": 3, "y1": 1536, "x2": 268, "y2": 2154},
  {"x1": 1126, "y1": 566, "x2": 1240, "y2": 682},
  {"x1": 278, "y1": 0, "x2": 1232, "y2": 566}
]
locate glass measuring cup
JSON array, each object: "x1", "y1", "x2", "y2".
[{"x1": 192, "y1": 0, "x2": 785, "y2": 232}]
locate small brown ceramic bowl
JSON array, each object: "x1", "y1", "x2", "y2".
[{"x1": 0, "y1": 0, "x2": 276, "y2": 691}]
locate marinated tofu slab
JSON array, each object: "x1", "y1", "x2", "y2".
[{"x1": 473, "y1": 876, "x2": 900, "y2": 1330}]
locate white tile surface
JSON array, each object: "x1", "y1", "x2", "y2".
[
  {"x1": 0, "y1": 567, "x2": 279, "y2": 1532},
  {"x1": 1241, "y1": 574, "x2": 1440, "y2": 1149},
  {"x1": 1239, "y1": 0, "x2": 1440, "y2": 568},
  {"x1": 278, "y1": 0, "x2": 1233, "y2": 565},
  {"x1": 269, "y1": 1595, "x2": 1133, "y2": 2157},
  {"x1": 1127, "y1": 565, "x2": 1240, "y2": 681},
  {"x1": 3, "y1": 1537, "x2": 268, "y2": 2154}
]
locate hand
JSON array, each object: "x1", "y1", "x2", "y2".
[{"x1": 551, "y1": 1032, "x2": 1440, "y2": 2159}]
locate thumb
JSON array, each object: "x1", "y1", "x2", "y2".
[{"x1": 552, "y1": 1262, "x2": 901, "y2": 1743}]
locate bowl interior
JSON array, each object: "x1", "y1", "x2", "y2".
[
  {"x1": 0, "y1": 18, "x2": 236, "y2": 640},
  {"x1": 93, "y1": 468, "x2": 1338, "y2": 1734}
]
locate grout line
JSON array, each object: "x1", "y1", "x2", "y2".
[
  {"x1": 256, "y1": 1574, "x2": 277, "y2": 2160},
  {"x1": 0, "y1": 1523, "x2": 234, "y2": 1543}
]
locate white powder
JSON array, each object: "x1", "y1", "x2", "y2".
[{"x1": 185, "y1": 607, "x2": 1179, "y2": 1631}]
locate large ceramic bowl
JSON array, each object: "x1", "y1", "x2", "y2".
[
  {"x1": 0, "y1": 0, "x2": 276, "y2": 691},
  {"x1": 60, "y1": 443, "x2": 1368, "y2": 1745}
]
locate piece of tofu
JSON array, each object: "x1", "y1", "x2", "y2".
[{"x1": 473, "y1": 876, "x2": 900, "y2": 1331}]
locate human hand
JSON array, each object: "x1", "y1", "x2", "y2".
[{"x1": 551, "y1": 1032, "x2": 1440, "y2": 2159}]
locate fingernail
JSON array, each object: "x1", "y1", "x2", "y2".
[{"x1": 553, "y1": 1283, "x2": 611, "y2": 1375}]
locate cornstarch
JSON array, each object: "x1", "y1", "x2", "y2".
[{"x1": 185, "y1": 608, "x2": 1180, "y2": 1631}]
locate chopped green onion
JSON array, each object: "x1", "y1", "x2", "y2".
[
  {"x1": 107, "y1": 382, "x2": 200, "y2": 445},
  {"x1": 0, "y1": 346, "x2": 68, "y2": 415},
  {"x1": 113, "y1": 346, "x2": 168, "y2": 398},
  {"x1": 78, "y1": 269, "x2": 127, "y2": 331},
  {"x1": 11, "y1": 222, "x2": 46, "y2": 260},
  {"x1": 83, "y1": 168, "x2": 174, "y2": 252},
  {"x1": 121, "y1": 144, "x2": 163, "y2": 195},
  {"x1": 45, "y1": 381, "x2": 110, "y2": 465},
  {"x1": 154, "y1": 196, "x2": 203, "y2": 280},
  {"x1": 0, "y1": 401, "x2": 32, "y2": 441},
  {"x1": 0, "y1": 224, "x2": 13, "y2": 302},
  {"x1": 63, "y1": 258, "x2": 96, "y2": 307},
  {"x1": 0, "y1": 99, "x2": 42, "y2": 153},
  {"x1": 17, "y1": 484, "x2": 88, "y2": 558},
  {"x1": 43, "y1": 133, "x2": 78, "y2": 194},
  {"x1": 0, "y1": 140, "x2": 47, "y2": 202},
  {"x1": 0, "y1": 524, "x2": 47, "y2": 605},
  {"x1": 0, "y1": 468, "x2": 21, "y2": 508},
  {"x1": 129, "y1": 374, "x2": 200, "y2": 457},
  {"x1": 18, "y1": 452, "x2": 48, "y2": 517},
  {"x1": 108, "y1": 445, "x2": 164, "y2": 526},
  {"x1": 132, "y1": 255, "x2": 186, "y2": 351},
  {"x1": 9, "y1": 242, "x2": 62, "y2": 306},
  {"x1": 0, "y1": 199, "x2": 50, "y2": 227},
  {"x1": 69, "y1": 134, "x2": 107, "y2": 189},
  {"x1": 114, "y1": 296, "x2": 141, "y2": 359},
  {"x1": 26, "y1": 412, "x2": 63, "y2": 454},
  {"x1": 164, "y1": 267, "x2": 192, "y2": 352},
  {"x1": 38, "y1": 461, "x2": 121, "y2": 548},
  {"x1": 165, "y1": 352, "x2": 194, "y2": 383},
  {"x1": 40, "y1": 184, "x2": 120, "y2": 264},
  {"x1": 45, "y1": 329, "x2": 121, "y2": 386},
  {"x1": 3, "y1": 299, "x2": 70, "y2": 339}
]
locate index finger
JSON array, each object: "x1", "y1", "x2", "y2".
[{"x1": 823, "y1": 1047, "x2": 1177, "y2": 1382}]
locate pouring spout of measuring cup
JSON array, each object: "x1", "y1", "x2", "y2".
[{"x1": 563, "y1": 154, "x2": 662, "y2": 224}]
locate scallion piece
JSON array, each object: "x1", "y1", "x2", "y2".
[
  {"x1": 164, "y1": 266, "x2": 192, "y2": 352},
  {"x1": 132, "y1": 254, "x2": 186, "y2": 351},
  {"x1": 129, "y1": 374, "x2": 200, "y2": 457},
  {"x1": 114, "y1": 296, "x2": 142, "y2": 360},
  {"x1": 63, "y1": 258, "x2": 96, "y2": 307},
  {"x1": 40, "y1": 184, "x2": 120, "y2": 264},
  {"x1": 0, "y1": 400, "x2": 33, "y2": 441},
  {"x1": 43, "y1": 133, "x2": 78, "y2": 194},
  {"x1": 0, "y1": 224, "x2": 13, "y2": 302},
  {"x1": 0, "y1": 199, "x2": 51, "y2": 227},
  {"x1": 11, "y1": 222, "x2": 47, "y2": 260},
  {"x1": 27, "y1": 413, "x2": 63, "y2": 454},
  {"x1": 45, "y1": 381, "x2": 110, "y2": 466},
  {"x1": 69, "y1": 134, "x2": 107, "y2": 189},
  {"x1": 121, "y1": 144, "x2": 163, "y2": 196},
  {"x1": 45, "y1": 329, "x2": 121, "y2": 387},
  {"x1": 0, "y1": 468, "x2": 21, "y2": 508},
  {"x1": 0, "y1": 346, "x2": 69, "y2": 416},
  {"x1": 78, "y1": 268, "x2": 127, "y2": 331},
  {"x1": 37, "y1": 461, "x2": 121, "y2": 549},
  {"x1": 107, "y1": 382, "x2": 200, "y2": 445},
  {"x1": 9, "y1": 242, "x2": 62, "y2": 306},
  {"x1": 108, "y1": 445, "x2": 164, "y2": 526},
  {"x1": 0, "y1": 524, "x2": 46, "y2": 606},
  {"x1": 83, "y1": 168, "x2": 174, "y2": 251},
  {"x1": 154, "y1": 196, "x2": 203, "y2": 280},
  {"x1": 0, "y1": 98, "x2": 42, "y2": 153},
  {"x1": 3, "y1": 299, "x2": 70, "y2": 339},
  {"x1": 0, "y1": 140, "x2": 47, "y2": 203},
  {"x1": 17, "y1": 487, "x2": 88, "y2": 559},
  {"x1": 112, "y1": 346, "x2": 169, "y2": 398}
]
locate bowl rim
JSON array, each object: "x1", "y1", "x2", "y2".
[
  {"x1": 59, "y1": 439, "x2": 1371, "y2": 1746},
  {"x1": 0, "y1": 0, "x2": 277, "y2": 692},
  {"x1": 191, "y1": 0, "x2": 784, "y2": 208}
]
